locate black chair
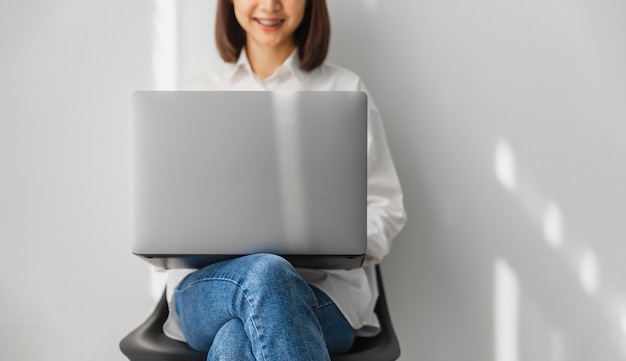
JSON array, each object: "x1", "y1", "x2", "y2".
[{"x1": 120, "y1": 266, "x2": 400, "y2": 361}]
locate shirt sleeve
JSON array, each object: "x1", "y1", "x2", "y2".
[{"x1": 361, "y1": 84, "x2": 407, "y2": 266}]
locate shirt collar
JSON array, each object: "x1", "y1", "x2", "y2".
[
  {"x1": 227, "y1": 47, "x2": 303, "y2": 83},
  {"x1": 227, "y1": 48, "x2": 252, "y2": 80}
]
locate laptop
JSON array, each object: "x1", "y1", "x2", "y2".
[{"x1": 131, "y1": 91, "x2": 367, "y2": 269}]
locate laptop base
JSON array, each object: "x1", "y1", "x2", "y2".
[{"x1": 135, "y1": 253, "x2": 365, "y2": 270}]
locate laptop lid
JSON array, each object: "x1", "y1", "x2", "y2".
[{"x1": 131, "y1": 91, "x2": 367, "y2": 269}]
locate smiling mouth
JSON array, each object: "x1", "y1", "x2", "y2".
[{"x1": 254, "y1": 18, "x2": 284, "y2": 27}]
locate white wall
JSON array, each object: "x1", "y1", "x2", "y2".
[
  {"x1": 2, "y1": 1, "x2": 626, "y2": 361},
  {"x1": 0, "y1": 1, "x2": 154, "y2": 360},
  {"x1": 324, "y1": 1, "x2": 626, "y2": 360}
]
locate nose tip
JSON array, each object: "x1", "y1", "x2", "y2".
[{"x1": 258, "y1": 0, "x2": 282, "y2": 10}]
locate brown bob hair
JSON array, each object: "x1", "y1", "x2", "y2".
[{"x1": 215, "y1": 0, "x2": 330, "y2": 71}]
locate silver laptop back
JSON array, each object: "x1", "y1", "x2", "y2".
[{"x1": 131, "y1": 91, "x2": 367, "y2": 269}]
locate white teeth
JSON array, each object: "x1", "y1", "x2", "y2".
[{"x1": 257, "y1": 19, "x2": 282, "y2": 26}]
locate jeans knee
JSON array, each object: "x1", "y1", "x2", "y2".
[
  {"x1": 241, "y1": 254, "x2": 313, "y2": 298},
  {"x1": 245, "y1": 253, "x2": 296, "y2": 280}
]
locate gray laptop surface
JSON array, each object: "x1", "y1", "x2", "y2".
[{"x1": 131, "y1": 91, "x2": 367, "y2": 269}]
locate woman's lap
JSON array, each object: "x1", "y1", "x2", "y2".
[{"x1": 174, "y1": 254, "x2": 355, "y2": 360}]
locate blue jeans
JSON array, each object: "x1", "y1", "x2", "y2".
[{"x1": 175, "y1": 254, "x2": 356, "y2": 361}]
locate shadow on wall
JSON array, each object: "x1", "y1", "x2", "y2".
[
  {"x1": 492, "y1": 137, "x2": 626, "y2": 361},
  {"x1": 324, "y1": 1, "x2": 626, "y2": 360}
]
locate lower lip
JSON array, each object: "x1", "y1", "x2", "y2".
[{"x1": 255, "y1": 20, "x2": 284, "y2": 31}]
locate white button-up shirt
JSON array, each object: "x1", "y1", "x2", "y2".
[{"x1": 164, "y1": 49, "x2": 406, "y2": 340}]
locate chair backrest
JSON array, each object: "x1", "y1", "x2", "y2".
[{"x1": 119, "y1": 265, "x2": 400, "y2": 361}]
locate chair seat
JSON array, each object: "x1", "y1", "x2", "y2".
[{"x1": 120, "y1": 266, "x2": 400, "y2": 361}]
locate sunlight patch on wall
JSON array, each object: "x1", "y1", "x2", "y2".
[
  {"x1": 578, "y1": 247, "x2": 599, "y2": 295},
  {"x1": 616, "y1": 307, "x2": 626, "y2": 357},
  {"x1": 494, "y1": 138, "x2": 517, "y2": 192},
  {"x1": 619, "y1": 308, "x2": 626, "y2": 351},
  {"x1": 542, "y1": 200, "x2": 564, "y2": 249},
  {"x1": 494, "y1": 258, "x2": 520, "y2": 361},
  {"x1": 152, "y1": 0, "x2": 178, "y2": 90},
  {"x1": 147, "y1": 0, "x2": 179, "y2": 300},
  {"x1": 489, "y1": 135, "x2": 626, "y2": 359},
  {"x1": 492, "y1": 136, "x2": 602, "y2": 297}
]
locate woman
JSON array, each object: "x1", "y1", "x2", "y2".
[{"x1": 163, "y1": 0, "x2": 406, "y2": 360}]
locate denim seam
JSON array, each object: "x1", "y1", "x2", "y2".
[{"x1": 316, "y1": 301, "x2": 335, "y2": 311}]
